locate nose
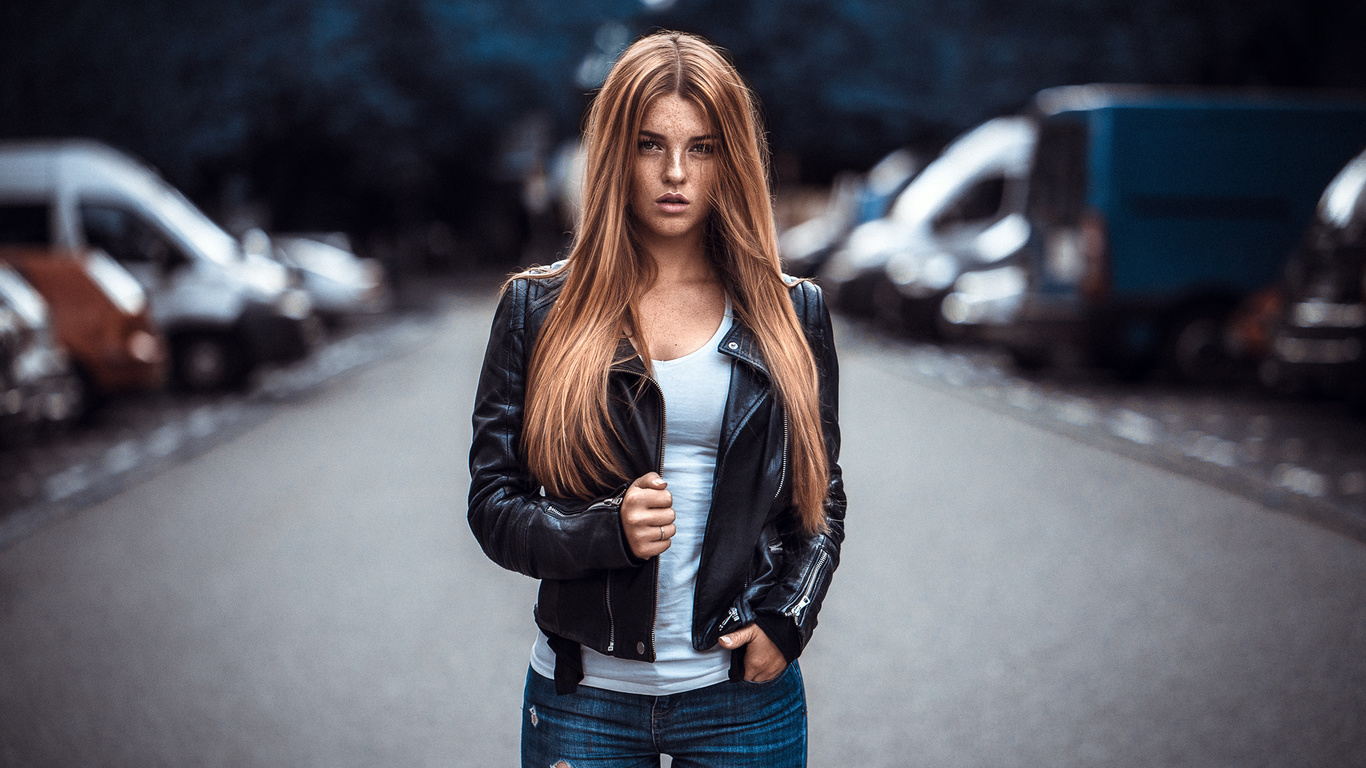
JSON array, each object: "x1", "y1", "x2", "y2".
[{"x1": 664, "y1": 148, "x2": 686, "y2": 183}]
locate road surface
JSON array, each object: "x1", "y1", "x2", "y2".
[{"x1": 2, "y1": 291, "x2": 1363, "y2": 767}]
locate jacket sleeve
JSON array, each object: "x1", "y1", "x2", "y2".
[
  {"x1": 751, "y1": 280, "x2": 847, "y2": 662},
  {"x1": 467, "y1": 279, "x2": 642, "y2": 581}
]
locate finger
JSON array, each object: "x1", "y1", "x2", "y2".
[
  {"x1": 622, "y1": 506, "x2": 675, "y2": 529},
  {"x1": 631, "y1": 472, "x2": 667, "y2": 490},
  {"x1": 624, "y1": 487, "x2": 671, "y2": 511},
  {"x1": 718, "y1": 625, "x2": 755, "y2": 648},
  {"x1": 630, "y1": 535, "x2": 672, "y2": 559},
  {"x1": 647, "y1": 522, "x2": 675, "y2": 541},
  {"x1": 638, "y1": 489, "x2": 672, "y2": 509}
]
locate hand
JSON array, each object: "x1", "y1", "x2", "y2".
[
  {"x1": 621, "y1": 472, "x2": 675, "y2": 560},
  {"x1": 719, "y1": 624, "x2": 787, "y2": 682}
]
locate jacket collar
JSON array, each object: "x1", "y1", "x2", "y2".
[{"x1": 717, "y1": 319, "x2": 767, "y2": 375}]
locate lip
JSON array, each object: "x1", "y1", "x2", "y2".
[{"x1": 656, "y1": 192, "x2": 689, "y2": 214}]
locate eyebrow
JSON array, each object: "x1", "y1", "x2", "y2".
[{"x1": 639, "y1": 130, "x2": 716, "y2": 143}]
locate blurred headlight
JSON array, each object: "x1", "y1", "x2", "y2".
[
  {"x1": 1045, "y1": 229, "x2": 1085, "y2": 284},
  {"x1": 85, "y1": 251, "x2": 148, "y2": 315},
  {"x1": 277, "y1": 289, "x2": 312, "y2": 320},
  {"x1": 1273, "y1": 335, "x2": 1362, "y2": 364},
  {"x1": 1291, "y1": 300, "x2": 1366, "y2": 329},
  {"x1": 237, "y1": 254, "x2": 290, "y2": 296},
  {"x1": 921, "y1": 253, "x2": 960, "y2": 291},
  {"x1": 127, "y1": 330, "x2": 162, "y2": 363},
  {"x1": 886, "y1": 252, "x2": 921, "y2": 287},
  {"x1": 943, "y1": 266, "x2": 1027, "y2": 325}
]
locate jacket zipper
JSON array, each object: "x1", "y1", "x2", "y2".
[
  {"x1": 603, "y1": 482, "x2": 628, "y2": 653},
  {"x1": 782, "y1": 549, "x2": 829, "y2": 624},
  {"x1": 608, "y1": 369, "x2": 666, "y2": 660},
  {"x1": 605, "y1": 575, "x2": 615, "y2": 652},
  {"x1": 645, "y1": 373, "x2": 666, "y2": 660},
  {"x1": 774, "y1": 410, "x2": 789, "y2": 500}
]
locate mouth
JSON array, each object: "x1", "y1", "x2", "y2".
[{"x1": 656, "y1": 193, "x2": 689, "y2": 214}]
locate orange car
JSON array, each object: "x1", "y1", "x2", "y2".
[{"x1": 0, "y1": 246, "x2": 165, "y2": 398}]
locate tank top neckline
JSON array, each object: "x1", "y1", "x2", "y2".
[{"x1": 650, "y1": 301, "x2": 733, "y2": 368}]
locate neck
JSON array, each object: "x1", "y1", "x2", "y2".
[{"x1": 640, "y1": 230, "x2": 712, "y2": 285}]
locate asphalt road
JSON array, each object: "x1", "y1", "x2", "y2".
[{"x1": 1, "y1": 291, "x2": 1363, "y2": 767}]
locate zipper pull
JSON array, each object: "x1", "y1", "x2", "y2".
[{"x1": 719, "y1": 606, "x2": 740, "y2": 630}]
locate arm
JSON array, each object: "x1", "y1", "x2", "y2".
[
  {"x1": 467, "y1": 279, "x2": 642, "y2": 581},
  {"x1": 750, "y1": 280, "x2": 847, "y2": 663}
]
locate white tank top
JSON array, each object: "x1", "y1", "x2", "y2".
[{"x1": 531, "y1": 307, "x2": 735, "y2": 694}]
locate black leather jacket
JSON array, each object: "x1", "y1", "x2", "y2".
[{"x1": 468, "y1": 270, "x2": 845, "y2": 692}]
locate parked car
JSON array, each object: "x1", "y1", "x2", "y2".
[
  {"x1": 780, "y1": 148, "x2": 922, "y2": 278},
  {"x1": 266, "y1": 232, "x2": 390, "y2": 322},
  {"x1": 1258, "y1": 147, "x2": 1366, "y2": 400},
  {"x1": 0, "y1": 273, "x2": 30, "y2": 438},
  {"x1": 0, "y1": 245, "x2": 166, "y2": 412},
  {"x1": 820, "y1": 118, "x2": 1035, "y2": 327},
  {"x1": 0, "y1": 262, "x2": 82, "y2": 438},
  {"x1": 0, "y1": 139, "x2": 317, "y2": 391},
  {"x1": 938, "y1": 85, "x2": 1366, "y2": 379}
]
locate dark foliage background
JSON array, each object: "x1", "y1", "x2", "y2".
[{"x1": 2, "y1": 0, "x2": 1363, "y2": 269}]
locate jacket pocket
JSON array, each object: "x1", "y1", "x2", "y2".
[{"x1": 534, "y1": 574, "x2": 612, "y2": 653}]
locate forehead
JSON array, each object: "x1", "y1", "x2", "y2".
[{"x1": 640, "y1": 93, "x2": 712, "y2": 134}]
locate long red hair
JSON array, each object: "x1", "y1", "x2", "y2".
[{"x1": 518, "y1": 31, "x2": 829, "y2": 534}]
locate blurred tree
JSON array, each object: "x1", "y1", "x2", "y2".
[{"x1": 1, "y1": 0, "x2": 1362, "y2": 268}]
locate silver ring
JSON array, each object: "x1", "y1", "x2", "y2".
[{"x1": 658, "y1": 525, "x2": 665, "y2": 541}]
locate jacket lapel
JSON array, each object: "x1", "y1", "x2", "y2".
[{"x1": 717, "y1": 320, "x2": 773, "y2": 458}]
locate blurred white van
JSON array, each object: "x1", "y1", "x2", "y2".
[{"x1": 0, "y1": 140, "x2": 317, "y2": 390}]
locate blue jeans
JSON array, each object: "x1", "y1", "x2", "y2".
[{"x1": 521, "y1": 663, "x2": 807, "y2": 768}]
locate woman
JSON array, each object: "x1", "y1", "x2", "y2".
[{"x1": 469, "y1": 30, "x2": 845, "y2": 767}]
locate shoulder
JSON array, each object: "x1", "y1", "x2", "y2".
[
  {"x1": 501, "y1": 261, "x2": 570, "y2": 331},
  {"x1": 783, "y1": 275, "x2": 828, "y2": 333}
]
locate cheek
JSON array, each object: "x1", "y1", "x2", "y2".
[{"x1": 697, "y1": 165, "x2": 719, "y2": 205}]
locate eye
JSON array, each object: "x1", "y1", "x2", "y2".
[
  {"x1": 638, "y1": 139, "x2": 661, "y2": 152},
  {"x1": 691, "y1": 142, "x2": 714, "y2": 155}
]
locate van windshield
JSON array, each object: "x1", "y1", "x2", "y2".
[
  {"x1": 143, "y1": 177, "x2": 239, "y2": 266},
  {"x1": 888, "y1": 117, "x2": 1035, "y2": 227},
  {"x1": 1320, "y1": 152, "x2": 1366, "y2": 233},
  {"x1": 0, "y1": 203, "x2": 52, "y2": 245}
]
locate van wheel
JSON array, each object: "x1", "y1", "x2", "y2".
[
  {"x1": 1165, "y1": 308, "x2": 1232, "y2": 385},
  {"x1": 1008, "y1": 345, "x2": 1049, "y2": 372},
  {"x1": 173, "y1": 334, "x2": 245, "y2": 392},
  {"x1": 65, "y1": 366, "x2": 100, "y2": 424},
  {"x1": 41, "y1": 372, "x2": 88, "y2": 426}
]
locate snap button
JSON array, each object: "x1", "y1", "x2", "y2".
[
  {"x1": 636, "y1": 641, "x2": 645, "y2": 655},
  {"x1": 728, "y1": 341, "x2": 738, "y2": 350}
]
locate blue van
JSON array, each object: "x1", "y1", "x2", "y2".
[{"x1": 942, "y1": 85, "x2": 1366, "y2": 378}]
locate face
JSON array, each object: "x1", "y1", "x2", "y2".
[{"x1": 630, "y1": 93, "x2": 717, "y2": 249}]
